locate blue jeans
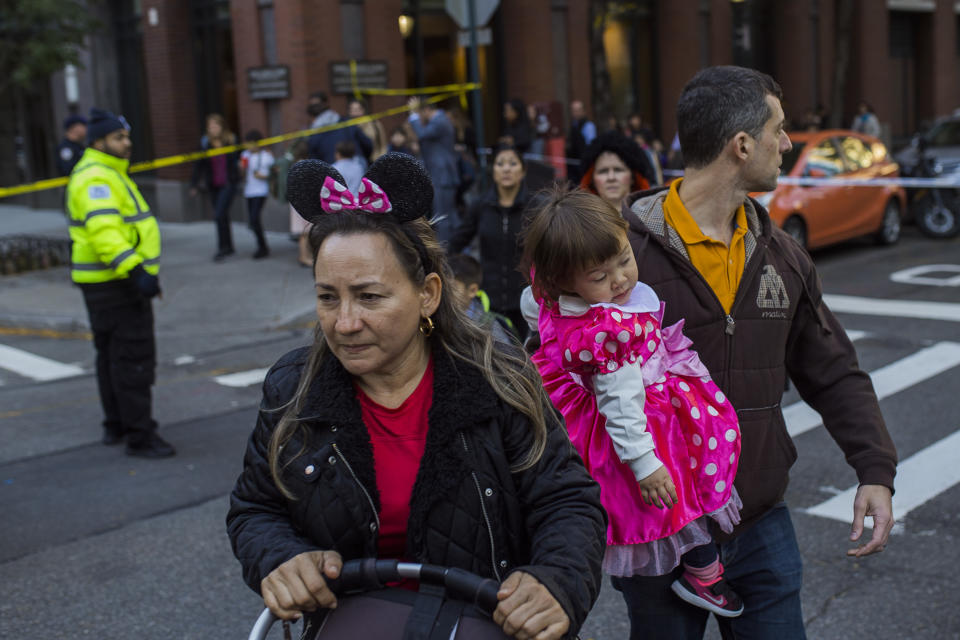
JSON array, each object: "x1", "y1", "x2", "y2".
[{"x1": 611, "y1": 503, "x2": 805, "y2": 640}]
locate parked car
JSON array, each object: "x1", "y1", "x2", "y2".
[{"x1": 752, "y1": 130, "x2": 906, "y2": 250}]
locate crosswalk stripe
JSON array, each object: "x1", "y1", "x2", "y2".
[
  {"x1": 824, "y1": 294, "x2": 960, "y2": 323},
  {"x1": 214, "y1": 368, "x2": 269, "y2": 388},
  {"x1": 785, "y1": 341, "x2": 960, "y2": 437},
  {"x1": 805, "y1": 429, "x2": 960, "y2": 524},
  {"x1": 0, "y1": 344, "x2": 85, "y2": 381}
]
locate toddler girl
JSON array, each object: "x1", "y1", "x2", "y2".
[{"x1": 520, "y1": 189, "x2": 744, "y2": 618}]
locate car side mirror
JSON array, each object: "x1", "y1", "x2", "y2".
[{"x1": 912, "y1": 134, "x2": 928, "y2": 152}]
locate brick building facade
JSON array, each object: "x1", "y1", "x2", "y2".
[{"x1": 34, "y1": 0, "x2": 960, "y2": 221}]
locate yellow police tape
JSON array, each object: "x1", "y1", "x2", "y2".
[{"x1": 0, "y1": 84, "x2": 480, "y2": 200}]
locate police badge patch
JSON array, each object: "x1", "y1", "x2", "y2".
[{"x1": 88, "y1": 185, "x2": 110, "y2": 199}]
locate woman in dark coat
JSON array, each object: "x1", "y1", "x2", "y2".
[
  {"x1": 190, "y1": 113, "x2": 241, "y2": 261},
  {"x1": 449, "y1": 144, "x2": 534, "y2": 339},
  {"x1": 501, "y1": 99, "x2": 533, "y2": 154},
  {"x1": 227, "y1": 153, "x2": 606, "y2": 640}
]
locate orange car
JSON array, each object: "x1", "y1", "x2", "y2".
[{"x1": 752, "y1": 129, "x2": 906, "y2": 250}]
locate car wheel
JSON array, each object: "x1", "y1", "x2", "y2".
[
  {"x1": 875, "y1": 200, "x2": 901, "y2": 245},
  {"x1": 782, "y1": 216, "x2": 807, "y2": 249},
  {"x1": 916, "y1": 192, "x2": 960, "y2": 239}
]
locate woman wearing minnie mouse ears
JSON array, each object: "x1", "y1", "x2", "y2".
[{"x1": 227, "y1": 153, "x2": 606, "y2": 640}]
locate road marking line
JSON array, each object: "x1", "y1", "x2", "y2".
[
  {"x1": 845, "y1": 330, "x2": 867, "y2": 342},
  {"x1": 786, "y1": 341, "x2": 960, "y2": 437},
  {"x1": 805, "y1": 429, "x2": 960, "y2": 524},
  {"x1": 823, "y1": 294, "x2": 960, "y2": 322},
  {"x1": 214, "y1": 368, "x2": 269, "y2": 388},
  {"x1": 0, "y1": 344, "x2": 85, "y2": 381},
  {"x1": 890, "y1": 264, "x2": 960, "y2": 287}
]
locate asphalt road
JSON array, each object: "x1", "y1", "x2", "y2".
[{"x1": 1, "y1": 227, "x2": 958, "y2": 640}]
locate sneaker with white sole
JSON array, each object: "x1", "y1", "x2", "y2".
[{"x1": 671, "y1": 573, "x2": 744, "y2": 617}]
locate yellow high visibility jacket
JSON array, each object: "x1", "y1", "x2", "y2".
[{"x1": 66, "y1": 148, "x2": 160, "y2": 284}]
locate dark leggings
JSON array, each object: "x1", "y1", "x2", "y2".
[
  {"x1": 246, "y1": 196, "x2": 268, "y2": 250},
  {"x1": 681, "y1": 542, "x2": 719, "y2": 569},
  {"x1": 210, "y1": 184, "x2": 237, "y2": 251}
]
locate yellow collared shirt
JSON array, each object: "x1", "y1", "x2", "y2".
[{"x1": 662, "y1": 179, "x2": 747, "y2": 314}]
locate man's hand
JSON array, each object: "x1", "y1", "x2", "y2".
[
  {"x1": 637, "y1": 466, "x2": 677, "y2": 509},
  {"x1": 847, "y1": 484, "x2": 894, "y2": 557},
  {"x1": 407, "y1": 96, "x2": 422, "y2": 113},
  {"x1": 494, "y1": 571, "x2": 569, "y2": 640},
  {"x1": 260, "y1": 550, "x2": 343, "y2": 621},
  {"x1": 129, "y1": 265, "x2": 161, "y2": 299}
]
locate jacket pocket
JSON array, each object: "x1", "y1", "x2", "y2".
[{"x1": 734, "y1": 406, "x2": 797, "y2": 523}]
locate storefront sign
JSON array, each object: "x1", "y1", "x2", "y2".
[
  {"x1": 330, "y1": 60, "x2": 389, "y2": 94},
  {"x1": 247, "y1": 65, "x2": 290, "y2": 100}
]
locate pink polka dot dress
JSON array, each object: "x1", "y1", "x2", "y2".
[{"x1": 531, "y1": 283, "x2": 742, "y2": 577}]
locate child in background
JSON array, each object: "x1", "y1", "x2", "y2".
[
  {"x1": 448, "y1": 253, "x2": 516, "y2": 345},
  {"x1": 387, "y1": 126, "x2": 416, "y2": 157},
  {"x1": 332, "y1": 140, "x2": 365, "y2": 195},
  {"x1": 520, "y1": 188, "x2": 744, "y2": 618},
  {"x1": 239, "y1": 130, "x2": 274, "y2": 259}
]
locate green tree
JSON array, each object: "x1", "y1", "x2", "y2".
[
  {"x1": 0, "y1": 0, "x2": 99, "y2": 93},
  {"x1": 0, "y1": 0, "x2": 100, "y2": 186}
]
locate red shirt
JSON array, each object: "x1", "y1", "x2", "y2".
[{"x1": 356, "y1": 357, "x2": 433, "y2": 560}]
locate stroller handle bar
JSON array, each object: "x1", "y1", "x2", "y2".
[{"x1": 247, "y1": 558, "x2": 502, "y2": 640}]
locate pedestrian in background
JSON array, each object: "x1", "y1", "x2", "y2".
[
  {"x1": 449, "y1": 144, "x2": 533, "y2": 339},
  {"x1": 407, "y1": 96, "x2": 460, "y2": 242},
  {"x1": 190, "y1": 113, "x2": 240, "y2": 262},
  {"x1": 307, "y1": 91, "x2": 372, "y2": 165},
  {"x1": 851, "y1": 100, "x2": 881, "y2": 138},
  {"x1": 578, "y1": 130, "x2": 656, "y2": 208},
  {"x1": 566, "y1": 99, "x2": 597, "y2": 185},
  {"x1": 331, "y1": 140, "x2": 364, "y2": 194},
  {"x1": 618, "y1": 65, "x2": 897, "y2": 639},
  {"x1": 528, "y1": 102, "x2": 550, "y2": 157},
  {"x1": 447, "y1": 252, "x2": 515, "y2": 344},
  {"x1": 239, "y1": 130, "x2": 273, "y2": 259},
  {"x1": 347, "y1": 97, "x2": 387, "y2": 161},
  {"x1": 57, "y1": 114, "x2": 87, "y2": 176},
  {"x1": 66, "y1": 108, "x2": 174, "y2": 458},
  {"x1": 387, "y1": 125, "x2": 415, "y2": 156},
  {"x1": 500, "y1": 98, "x2": 532, "y2": 154}
]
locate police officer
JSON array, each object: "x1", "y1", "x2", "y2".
[
  {"x1": 57, "y1": 114, "x2": 87, "y2": 176},
  {"x1": 66, "y1": 108, "x2": 175, "y2": 458}
]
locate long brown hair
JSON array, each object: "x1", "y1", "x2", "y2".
[
  {"x1": 520, "y1": 186, "x2": 628, "y2": 302},
  {"x1": 204, "y1": 113, "x2": 236, "y2": 147},
  {"x1": 268, "y1": 211, "x2": 555, "y2": 496}
]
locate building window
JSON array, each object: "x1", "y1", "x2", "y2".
[{"x1": 192, "y1": 0, "x2": 237, "y2": 131}]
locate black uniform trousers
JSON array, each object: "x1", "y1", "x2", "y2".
[{"x1": 82, "y1": 289, "x2": 157, "y2": 445}]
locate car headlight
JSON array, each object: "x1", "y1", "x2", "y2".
[{"x1": 754, "y1": 192, "x2": 774, "y2": 208}]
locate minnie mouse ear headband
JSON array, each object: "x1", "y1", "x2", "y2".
[{"x1": 287, "y1": 152, "x2": 434, "y2": 224}]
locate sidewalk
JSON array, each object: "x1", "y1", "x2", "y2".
[{"x1": 0, "y1": 204, "x2": 317, "y2": 342}]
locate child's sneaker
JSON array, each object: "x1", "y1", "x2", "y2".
[{"x1": 671, "y1": 572, "x2": 744, "y2": 617}]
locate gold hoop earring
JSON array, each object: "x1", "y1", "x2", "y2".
[{"x1": 419, "y1": 315, "x2": 435, "y2": 337}]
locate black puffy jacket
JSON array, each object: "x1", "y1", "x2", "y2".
[
  {"x1": 449, "y1": 185, "x2": 536, "y2": 314},
  {"x1": 226, "y1": 345, "x2": 606, "y2": 636}
]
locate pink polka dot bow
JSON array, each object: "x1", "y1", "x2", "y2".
[{"x1": 319, "y1": 176, "x2": 393, "y2": 213}]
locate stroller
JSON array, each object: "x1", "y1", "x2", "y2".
[{"x1": 247, "y1": 559, "x2": 510, "y2": 640}]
